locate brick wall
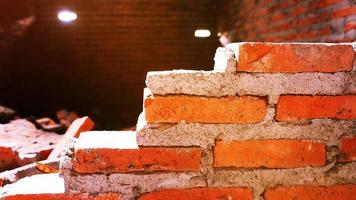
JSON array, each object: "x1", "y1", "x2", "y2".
[
  {"x1": 1, "y1": 43, "x2": 355, "y2": 199},
  {"x1": 0, "y1": 0, "x2": 217, "y2": 129},
  {"x1": 218, "y1": 0, "x2": 356, "y2": 42}
]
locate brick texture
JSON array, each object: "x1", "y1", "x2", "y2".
[
  {"x1": 3, "y1": 193, "x2": 121, "y2": 200},
  {"x1": 139, "y1": 188, "x2": 253, "y2": 200},
  {"x1": 276, "y1": 96, "x2": 356, "y2": 121},
  {"x1": 264, "y1": 185, "x2": 356, "y2": 200},
  {"x1": 0, "y1": 0, "x2": 217, "y2": 129},
  {"x1": 339, "y1": 137, "x2": 356, "y2": 162},
  {"x1": 218, "y1": 0, "x2": 356, "y2": 42},
  {"x1": 236, "y1": 43, "x2": 354, "y2": 73},
  {"x1": 214, "y1": 140, "x2": 326, "y2": 168},
  {"x1": 73, "y1": 147, "x2": 201, "y2": 173},
  {"x1": 144, "y1": 95, "x2": 266, "y2": 124}
]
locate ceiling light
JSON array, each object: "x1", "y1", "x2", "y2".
[
  {"x1": 57, "y1": 10, "x2": 77, "y2": 23},
  {"x1": 194, "y1": 29, "x2": 211, "y2": 38}
]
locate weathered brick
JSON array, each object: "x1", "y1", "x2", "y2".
[
  {"x1": 214, "y1": 140, "x2": 326, "y2": 168},
  {"x1": 0, "y1": 173, "x2": 121, "y2": 200},
  {"x1": 264, "y1": 185, "x2": 356, "y2": 200},
  {"x1": 73, "y1": 147, "x2": 201, "y2": 173},
  {"x1": 3, "y1": 193, "x2": 121, "y2": 200},
  {"x1": 339, "y1": 137, "x2": 356, "y2": 162},
  {"x1": 0, "y1": 147, "x2": 17, "y2": 172},
  {"x1": 144, "y1": 95, "x2": 266, "y2": 124},
  {"x1": 0, "y1": 119, "x2": 62, "y2": 171},
  {"x1": 234, "y1": 43, "x2": 354, "y2": 72},
  {"x1": 276, "y1": 96, "x2": 356, "y2": 121},
  {"x1": 139, "y1": 188, "x2": 253, "y2": 200}
]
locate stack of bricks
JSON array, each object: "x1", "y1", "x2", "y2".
[
  {"x1": 65, "y1": 42, "x2": 356, "y2": 199},
  {"x1": 138, "y1": 42, "x2": 356, "y2": 199},
  {"x1": 2, "y1": 42, "x2": 355, "y2": 200}
]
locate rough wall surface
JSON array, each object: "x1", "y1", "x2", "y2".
[
  {"x1": 218, "y1": 0, "x2": 356, "y2": 42},
  {"x1": 49, "y1": 43, "x2": 356, "y2": 200},
  {"x1": 139, "y1": 43, "x2": 356, "y2": 199}
]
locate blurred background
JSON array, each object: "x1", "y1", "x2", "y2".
[{"x1": 0, "y1": 0, "x2": 355, "y2": 130}]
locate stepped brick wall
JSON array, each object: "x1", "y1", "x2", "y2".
[
  {"x1": 1, "y1": 42, "x2": 355, "y2": 200},
  {"x1": 218, "y1": 0, "x2": 356, "y2": 42}
]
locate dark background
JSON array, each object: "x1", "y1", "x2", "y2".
[{"x1": 0, "y1": 0, "x2": 218, "y2": 129}]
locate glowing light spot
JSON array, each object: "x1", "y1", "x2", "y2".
[
  {"x1": 57, "y1": 10, "x2": 77, "y2": 23},
  {"x1": 194, "y1": 29, "x2": 211, "y2": 38},
  {"x1": 308, "y1": 144, "x2": 313, "y2": 150}
]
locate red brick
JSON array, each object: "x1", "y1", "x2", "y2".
[
  {"x1": 345, "y1": 21, "x2": 356, "y2": 32},
  {"x1": 317, "y1": 0, "x2": 343, "y2": 8},
  {"x1": 214, "y1": 140, "x2": 326, "y2": 169},
  {"x1": 237, "y1": 43, "x2": 354, "y2": 72},
  {"x1": 139, "y1": 188, "x2": 253, "y2": 200},
  {"x1": 339, "y1": 137, "x2": 356, "y2": 162},
  {"x1": 298, "y1": 27, "x2": 331, "y2": 39},
  {"x1": 278, "y1": 0, "x2": 296, "y2": 9},
  {"x1": 332, "y1": 7, "x2": 356, "y2": 19},
  {"x1": 276, "y1": 96, "x2": 356, "y2": 121},
  {"x1": 292, "y1": 7, "x2": 306, "y2": 16},
  {"x1": 144, "y1": 95, "x2": 266, "y2": 124},
  {"x1": 264, "y1": 185, "x2": 356, "y2": 200},
  {"x1": 0, "y1": 147, "x2": 18, "y2": 171},
  {"x1": 270, "y1": 14, "x2": 286, "y2": 23},
  {"x1": 73, "y1": 147, "x2": 201, "y2": 173},
  {"x1": 254, "y1": 8, "x2": 269, "y2": 18},
  {"x1": 297, "y1": 14, "x2": 328, "y2": 26}
]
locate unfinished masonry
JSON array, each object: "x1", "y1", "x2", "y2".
[{"x1": 1, "y1": 42, "x2": 356, "y2": 200}]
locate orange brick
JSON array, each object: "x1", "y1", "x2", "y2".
[
  {"x1": 339, "y1": 137, "x2": 356, "y2": 162},
  {"x1": 139, "y1": 188, "x2": 253, "y2": 200},
  {"x1": 237, "y1": 43, "x2": 354, "y2": 72},
  {"x1": 144, "y1": 95, "x2": 266, "y2": 124},
  {"x1": 264, "y1": 185, "x2": 356, "y2": 200},
  {"x1": 276, "y1": 96, "x2": 356, "y2": 121},
  {"x1": 73, "y1": 147, "x2": 201, "y2": 173},
  {"x1": 214, "y1": 140, "x2": 325, "y2": 168},
  {"x1": 3, "y1": 193, "x2": 121, "y2": 200}
]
